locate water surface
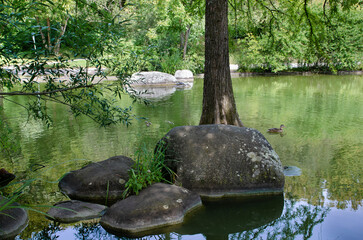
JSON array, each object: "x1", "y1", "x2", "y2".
[{"x1": 1, "y1": 74, "x2": 362, "y2": 239}]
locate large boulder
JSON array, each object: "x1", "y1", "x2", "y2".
[
  {"x1": 47, "y1": 200, "x2": 107, "y2": 223},
  {"x1": 100, "y1": 183, "x2": 202, "y2": 237},
  {"x1": 157, "y1": 125, "x2": 285, "y2": 200},
  {"x1": 59, "y1": 156, "x2": 134, "y2": 205},
  {"x1": 174, "y1": 70, "x2": 194, "y2": 80},
  {"x1": 131, "y1": 71, "x2": 177, "y2": 85},
  {"x1": 0, "y1": 196, "x2": 28, "y2": 239}
]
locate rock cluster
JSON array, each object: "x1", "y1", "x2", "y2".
[
  {"x1": 50, "y1": 124, "x2": 284, "y2": 238},
  {"x1": 128, "y1": 71, "x2": 194, "y2": 100},
  {"x1": 56, "y1": 156, "x2": 202, "y2": 236}
]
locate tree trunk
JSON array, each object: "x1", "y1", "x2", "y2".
[
  {"x1": 181, "y1": 25, "x2": 191, "y2": 60},
  {"x1": 0, "y1": 83, "x2": 3, "y2": 106},
  {"x1": 54, "y1": 16, "x2": 70, "y2": 55},
  {"x1": 36, "y1": 17, "x2": 47, "y2": 48},
  {"x1": 47, "y1": 17, "x2": 51, "y2": 52},
  {"x1": 199, "y1": 0, "x2": 243, "y2": 127}
]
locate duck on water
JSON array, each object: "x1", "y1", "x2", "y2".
[{"x1": 267, "y1": 124, "x2": 285, "y2": 133}]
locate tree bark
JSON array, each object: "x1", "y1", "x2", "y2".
[
  {"x1": 54, "y1": 16, "x2": 70, "y2": 55},
  {"x1": 47, "y1": 17, "x2": 51, "y2": 52},
  {"x1": 0, "y1": 84, "x2": 3, "y2": 106},
  {"x1": 199, "y1": 0, "x2": 243, "y2": 127},
  {"x1": 181, "y1": 25, "x2": 191, "y2": 60},
  {"x1": 36, "y1": 17, "x2": 47, "y2": 48}
]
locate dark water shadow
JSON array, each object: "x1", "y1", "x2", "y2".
[{"x1": 175, "y1": 194, "x2": 284, "y2": 240}]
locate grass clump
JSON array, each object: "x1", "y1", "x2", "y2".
[{"x1": 123, "y1": 142, "x2": 173, "y2": 198}]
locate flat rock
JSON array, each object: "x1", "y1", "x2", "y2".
[
  {"x1": 131, "y1": 71, "x2": 177, "y2": 85},
  {"x1": 157, "y1": 125, "x2": 285, "y2": 200},
  {"x1": 58, "y1": 155, "x2": 134, "y2": 205},
  {"x1": 100, "y1": 183, "x2": 202, "y2": 237},
  {"x1": 0, "y1": 196, "x2": 28, "y2": 239},
  {"x1": 47, "y1": 200, "x2": 107, "y2": 223}
]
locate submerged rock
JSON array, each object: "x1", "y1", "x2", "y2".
[
  {"x1": 58, "y1": 155, "x2": 134, "y2": 205},
  {"x1": 0, "y1": 196, "x2": 28, "y2": 239},
  {"x1": 47, "y1": 200, "x2": 107, "y2": 223},
  {"x1": 100, "y1": 183, "x2": 202, "y2": 237},
  {"x1": 157, "y1": 125, "x2": 285, "y2": 200}
]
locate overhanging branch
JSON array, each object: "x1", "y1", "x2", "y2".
[{"x1": 0, "y1": 84, "x2": 96, "y2": 96}]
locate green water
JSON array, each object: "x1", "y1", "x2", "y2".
[{"x1": 1, "y1": 74, "x2": 362, "y2": 239}]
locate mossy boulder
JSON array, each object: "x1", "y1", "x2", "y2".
[
  {"x1": 58, "y1": 155, "x2": 133, "y2": 205},
  {"x1": 157, "y1": 125, "x2": 285, "y2": 200},
  {"x1": 100, "y1": 183, "x2": 202, "y2": 237}
]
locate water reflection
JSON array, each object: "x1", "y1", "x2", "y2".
[
  {"x1": 230, "y1": 200, "x2": 329, "y2": 240},
  {"x1": 23, "y1": 197, "x2": 344, "y2": 240},
  {"x1": 130, "y1": 83, "x2": 193, "y2": 101},
  {"x1": 283, "y1": 166, "x2": 302, "y2": 176}
]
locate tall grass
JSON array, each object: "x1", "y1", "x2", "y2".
[{"x1": 123, "y1": 142, "x2": 174, "y2": 198}]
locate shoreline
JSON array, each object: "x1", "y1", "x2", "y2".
[{"x1": 197, "y1": 70, "x2": 363, "y2": 79}]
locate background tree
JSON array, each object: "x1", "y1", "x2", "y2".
[
  {"x1": 1, "y1": 0, "x2": 361, "y2": 129},
  {"x1": 123, "y1": 0, "x2": 205, "y2": 74},
  {"x1": 30, "y1": 0, "x2": 75, "y2": 56},
  {"x1": 229, "y1": 0, "x2": 362, "y2": 72},
  {"x1": 0, "y1": 0, "x2": 143, "y2": 126}
]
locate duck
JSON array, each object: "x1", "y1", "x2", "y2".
[{"x1": 268, "y1": 124, "x2": 285, "y2": 133}]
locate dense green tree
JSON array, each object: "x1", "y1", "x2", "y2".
[
  {"x1": 229, "y1": 0, "x2": 363, "y2": 72},
  {"x1": 200, "y1": 0, "x2": 361, "y2": 126},
  {"x1": 0, "y1": 0, "x2": 142, "y2": 127},
  {"x1": 32, "y1": 0, "x2": 74, "y2": 55}
]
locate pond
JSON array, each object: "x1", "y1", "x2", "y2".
[{"x1": 1, "y1": 74, "x2": 362, "y2": 239}]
